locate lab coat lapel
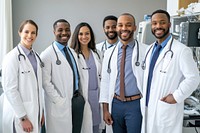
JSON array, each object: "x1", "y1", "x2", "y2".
[{"x1": 154, "y1": 37, "x2": 173, "y2": 69}]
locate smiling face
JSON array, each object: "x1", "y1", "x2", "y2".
[
  {"x1": 117, "y1": 14, "x2": 136, "y2": 45},
  {"x1": 151, "y1": 13, "x2": 171, "y2": 43},
  {"x1": 18, "y1": 23, "x2": 37, "y2": 49},
  {"x1": 78, "y1": 26, "x2": 91, "y2": 48},
  {"x1": 54, "y1": 22, "x2": 71, "y2": 45},
  {"x1": 104, "y1": 20, "x2": 118, "y2": 40}
]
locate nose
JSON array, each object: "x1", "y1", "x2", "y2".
[
  {"x1": 28, "y1": 33, "x2": 33, "y2": 37},
  {"x1": 62, "y1": 30, "x2": 67, "y2": 34}
]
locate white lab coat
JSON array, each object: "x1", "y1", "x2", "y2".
[
  {"x1": 99, "y1": 41, "x2": 147, "y2": 133},
  {"x1": 40, "y1": 43, "x2": 92, "y2": 133},
  {"x1": 77, "y1": 50, "x2": 102, "y2": 132},
  {"x1": 141, "y1": 38, "x2": 200, "y2": 133},
  {"x1": 2, "y1": 45, "x2": 43, "y2": 133},
  {"x1": 96, "y1": 41, "x2": 106, "y2": 52}
]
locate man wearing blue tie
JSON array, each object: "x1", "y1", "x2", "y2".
[{"x1": 141, "y1": 9, "x2": 200, "y2": 133}]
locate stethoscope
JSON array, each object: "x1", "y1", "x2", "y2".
[
  {"x1": 52, "y1": 42, "x2": 78, "y2": 65},
  {"x1": 141, "y1": 38, "x2": 174, "y2": 72},
  {"x1": 52, "y1": 43, "x2": 62, "y2": 65},
  {"x1": 101, "y1": 40, "x2": 119, "y2": 52},
  {"x1": 101, "y1": 40, "x2": 107, "y2": 52},
  {"x1": 17, "y1": 46, "x2": 44, "y2": 68},
  {"x1": 107, "y1": 39, "x2": 140, "y2": 73}
]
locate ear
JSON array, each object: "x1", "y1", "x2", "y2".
[
  {"x1": 168, "y1": 22, "x2": 171, "y2": 28},
  {"x1": 133, "y1": 25, "x2": 137, "y2": 31},
  {"x1": 18, "y1": 31, "x2": 21, "y2": 36}
]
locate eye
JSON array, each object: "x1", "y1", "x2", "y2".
[
  {"x1": 105, "y1": 26, "x2": 110, "y2": 30},
  {"x1": 79, "y1": 32, "x2": 83, "y2": 36},
  {"x1": 112, "y1": 25, "x2": 116, "y2": 29},
  {"x1": 31, "y1": 31, "x2": 36, "y2": 35},
  {"x1": 85, "y1": 32, "x2": 90, "y2": 35},
  {"x1": 65, "y1": 28, "x2": 70, "y2": 32},
  {"x1": 57, "y1": 29, "x2": 62, "y2": 32},
  {"x1": 117, "y1": 24, "x2": 122, "y2": 27}
]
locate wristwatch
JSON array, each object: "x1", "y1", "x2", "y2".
[{"x1": 20, "y1": 115, "x2": 27, "y2": 122}]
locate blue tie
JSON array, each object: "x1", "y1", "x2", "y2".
[{"x1": 146, "y1": 44, "x2": 162, "y2": 106}]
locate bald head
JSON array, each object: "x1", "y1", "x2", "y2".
[{"x1": 118, "y1": 13, "x2": 136, "y2": 26}]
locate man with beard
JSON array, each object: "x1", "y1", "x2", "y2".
[
  {"x1": 141, "y1": 9, "x2": 200, "y2": 133},
  {"x1": 99, "y1": 13, "x2": 147, "y2": 133},
  {"x1": 96, "y1": 15, "x2": 119, "y2": 59},
  {"x1": 40, "y1": 19, "x2": 89, "y2": 133}
]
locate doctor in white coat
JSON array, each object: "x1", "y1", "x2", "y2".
[
  {"x1": 96, "y1": 15, "x2": 119, "y2": 59},
  {"x1": 70, "y1": 22, "x2": 102, "y2": 133},
  {"x1": 141, "y1": 9, "x2": 200, "y2": 133},
  {"x1": 2, "y1": 20, "x2": 44, "y2": 133},
  {"x1": 99, "y1": 13, "x2": 147, "y2": 133},
  {"x1": 41, "y1": 19, "x2": 91, "y2": 133}
]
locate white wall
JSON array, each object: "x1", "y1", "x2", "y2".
[{"x1": 12, "y1": 0, "x2": 166, "y2": 54}]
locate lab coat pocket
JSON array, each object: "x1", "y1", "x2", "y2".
[
  {"x1": 51, "y1": 98, "x2": 69, "y2": 118},
  {"x1": 156, "y1": 100, "x2": 177, "y2": 127}
]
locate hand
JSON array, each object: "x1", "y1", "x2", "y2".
[
  {"x1": 21, "y1": 118, "x2": 33, "y2": 132},
  {"x1": 103, "y1": 110, "x2": 113, "y2": 125},
  {"x1": 161, "y1": 94, "x2": 177, "y2": 104},
  {"x1": 102, "y1": 103, "x2": 113, "y2": 125}
]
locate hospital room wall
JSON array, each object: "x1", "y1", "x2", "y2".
[{"x1": 12, "y1": 0, "x2": 166, "y2": 54}]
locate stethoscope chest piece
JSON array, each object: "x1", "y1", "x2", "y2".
[
  {"x1": 135, "y1": 61, "x2": 140, "y2": 66},
  {"x1": 56, "y1": 60, "x2": 61, "y2": 65},
  {"x1": 107, "y1": 68, "x2": 111, "y2": 73}
]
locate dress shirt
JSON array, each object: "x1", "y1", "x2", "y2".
[
  {"x1": 19, "y1": 44, "x2": 37, "y2": 77},
  {"x1": 115, "y1": 40, "x2": 140, "y2": 96}
]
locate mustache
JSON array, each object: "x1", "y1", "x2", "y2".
[
  {"x1": 108, "y1": 31, "x2": 117, "y2": 34},
  {"x1": 153, "y1": 28, "x2": 165, "y2": 31},
  {"x1": 58, "y1": 34, "x2": 70, "y2": 38}
]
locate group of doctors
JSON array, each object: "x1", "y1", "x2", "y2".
[{"x1": 1, "y1": 9, "x2": 200, "y2": 133}]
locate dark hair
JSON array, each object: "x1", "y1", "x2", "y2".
[
  {"x1": 53, "y1": 19, "x2": 70, "y2": 30},
  {"x1": 18, "y1": 20, "x2": 38, "y2": 35},
  {"x1": 119, "y1": 13, "x2": 136, "y2": 25},
  {"x1": 151, "y1": 9, "x2": 170, "y2": 22},
  {"x1": 103, "y1": 15, "x2": 118, "y2": 27},
  {"x1": 71, "y1": 22, "x2": 97, "y2": 55}
]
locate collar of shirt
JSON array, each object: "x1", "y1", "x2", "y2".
[
  {"x1": 54, "y1": 41, "x2": 68, "y2": 51},
  {"x1": 118, "y1": 40, "x2": 135, "y2": 49},
  {"x1": 106, "y1": 39, "x2": 119, "y2": 48},
  {"x1": 19, "y1": 43, "x2": 33, "y2": 56},
  {"x1": 154, "y1": 35, "x2": 172, "y2": 51}
]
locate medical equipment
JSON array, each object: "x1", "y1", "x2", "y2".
[
  {"x1": 52, "y1": 43, "x2": 61, "y2": 65},
  {"x1": 137, "y1": 21, "x2": 155, "y2": 45},
  {"x1": 17, "y1": 46, "x2": 44, "y2": 68},
  {"x1": 141, "y1": 38, "x2": 174, "y2": 71},
  {"x1": 101, "y1": 40, "x2": 107, "y2": 52},
  {"x1": 107, "y1": 39, "x2": 140, "y2": 73},
  {"x1": 52, "y1": 43, "x2": 100, "y2": 66}
]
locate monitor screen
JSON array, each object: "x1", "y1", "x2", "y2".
[{"x1": 187, "y1": 22, "x2": 200, "y2": 47}]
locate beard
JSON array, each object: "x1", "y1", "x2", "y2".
[
  {"x1": 118, "y1": 30, "x2": 134, "y2": 42},
  {"x1": 105, "y1": 31, "x2": 118, "y2": 40},
  {"x1": 152, "y1": 28, "x2": 170, "y2": 39}
]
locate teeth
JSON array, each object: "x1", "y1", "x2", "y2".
[
  {"x1": 62, "y1": 36, "x2": 68, "y2": 39},
  {"x1": 27, "y1": 39, "x2": 32, "y2": 42}
]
